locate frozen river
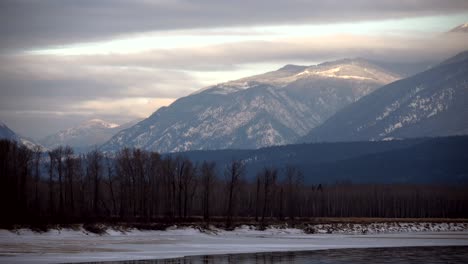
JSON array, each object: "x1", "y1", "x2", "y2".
[
  {"x1": 1, "y1": 226, "x2": 468, "y2": 263},
  {"x1": 87, "y1": 246, "x2": 468, "y2": 264}
]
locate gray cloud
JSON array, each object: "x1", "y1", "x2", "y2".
[
  {"x1": 0, "y1": 53, "x2": 201, "y2": 138},
  {"x1": 1, "y1": 0, "x2": 468, "y2": 51},
  {"x1": 2, "y1": 33, "x2": 467, "y2": 138},
  {"x1": 0, "y1": 111, "x2": 93, "y2": 140},
  {"x1": 0, "y1": 55, "x2": 201, "y2": 98},
  {"x1": 27, "y1": 34, "x2": 468, "y2": 70},
  {"x1": 1, "y1": 0, "x2": 468, "y2": 138}
]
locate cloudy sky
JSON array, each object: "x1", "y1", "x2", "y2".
[{"x1": 1, "y1": 0, "x2": 468, "y2": 139}]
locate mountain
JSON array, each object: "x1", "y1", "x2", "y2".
[
  {"x1": 0, "y1": 122, "x2": 19, "y2": 141},
  {"x1": 102, "y1": 58, "x2": 401, "y2": 153},
  {"x1": 301, "y1": 51, "x2": 468, "y2": 143},
  {"x1": 0, "y1": 121, "x2": 44, "y2": 150},
  {"x1": 173, "y1": 136, "x2": 468, "y2": 184},
  {"x1": 40, "y1": 118, "x2": 139, "y2": 152},
  {"x1": 449, "y1": 23, "x2": 468, "y2": 33},
  {"x1": 366, "y1": 59, "x2": 434, "y2": 78}
]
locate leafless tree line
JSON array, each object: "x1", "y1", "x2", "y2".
[{"x1": 1, "y1": 139, "x2": 467, "y2": 226}]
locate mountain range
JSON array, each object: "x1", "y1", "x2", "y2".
[
  {"x1": 302, "y1": 51, "x2": 468, "y2": 143},
  {"x1": 39, "y1": 118, "x2": 140, "y2": 152},
  {"x1": 12, "y1": 48, "x2": 467, "y2": 154},
  {"x1": 0, "y1": 122, "x2": 43, "y2": 150},
  {"x1": 101, "y1": 58, "x2": 402, "y2": 153}
]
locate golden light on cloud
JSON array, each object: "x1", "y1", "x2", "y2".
[
  {"x1": 2, "y1": 2, "x2": 468, "y2": 138},
  {"x1": 28, "y1": 13, "x2": 468, "y2": 56}
]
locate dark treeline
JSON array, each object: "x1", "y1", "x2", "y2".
[{"x1": 1, "y1": 139, "x2": 467, "y2": 227}]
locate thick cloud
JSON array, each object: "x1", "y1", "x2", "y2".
[
  {"x1": 0, "y1": 53, "x2": 200, "y2": 138},
  {"x1": 2, "y1": 0, "x2": 468, "y2": 51},
  {"x1": 2, "y1": 33, "x2": 467, "y2": 137},
  {"x1": 0, "y1": 55, "x2": 200, "y2": 98},
  {"x1": 79, "y1": 34, "x2": 468, "y2": 68},
  {"x1": 1, "y1": 1, "x2": 468, "y2": 138}
]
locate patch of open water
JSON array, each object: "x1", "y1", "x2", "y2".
[{"x1": 81, "y1": 246, "x2": 468, "y2": 264}]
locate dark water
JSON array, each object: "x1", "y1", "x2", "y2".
[{"x1": 84, "y1": 246, "x2": 468, "y2": 264}]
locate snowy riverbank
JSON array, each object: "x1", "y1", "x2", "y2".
[{"x1": 1, "y1": 223, "x2": 468, "y2": 263}]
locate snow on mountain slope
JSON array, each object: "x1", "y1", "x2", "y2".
[
  {"x1": 301, "y1": 51, "x2": 468, "y2": 143},
  {"x1": 294, "y1": 59, "x2": 398, "y2": 83},
  {"x1": 192, "y1": 64, "x2": 308, "y2": 95},
  {"x1": 0, "y1": 121, "x2": 17, "y2": 141},
  {"x1": 101, "y1": 58, "x2": 401, "y2": 153},
  {"x1": 40, "y1": 119, "x2": 135, "y2": 151},
  {"x1": 0, "y1": 121, "x2": 45, "y2": 150}
]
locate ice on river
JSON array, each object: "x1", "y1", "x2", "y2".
[{"x1": 1, "y1": 224, "x2": 468, "y2": 264}]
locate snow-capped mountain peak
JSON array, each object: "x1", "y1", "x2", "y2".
[
  {"x1": 40, "y1": 119, "x2": 123, "y2": 151},
  {"x1": 81, "y1": 119, "x2": 119, "y2": 129},
  {"x1": 301, "y1": 51, "x2": 468, "y2": 143},
  {"x1": 101, "y1": 58, "x2": 403, "y2": 153},
  {"x1": 296, "y1": 66, "x2": 374, "y2": 80},
  {"x1": 193, "y1": 59, "x2": 399, "y2": 97}
]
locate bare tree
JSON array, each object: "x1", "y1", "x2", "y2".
[
  {"x1": 260, "y1": 167, "x2": 277, "y2": 224},
  {"x1": 106, "y1": 156, "x2": 117, "y2": 216},
  {"x1": 255, "y1": 175, "x2": 261, "y2": 222},
  {"x1": 32, "y1": 145, "x2": 42, "y2": 214},
  {"x1": 64, "y1": 146, "x2": 75, "y2": 217},
  {"x1": 284, "y1": 166, "x2": 302, "y2": 220},
  {"x1": 17, "y1": 145, "x2": 32, "y2": 218},
  {"x1": 225, "y1": 160, "x2": 245, "y2": 228},
  {"x1": 47, "y1": 150, "x2": 56, "y2": 216},
  {"x1": 49, "y1": 147, "x2": 65, "y2": 217},
  {"x1": 148, "y1": 152, "x2": 161, "y2": 218},
  {"x1": 87, "y1": 149, "x2": 102, "y2": 217},
  {"x1": 2, "y1": 139, "x2": 468, "y2": 225},
  {"x1": 182, "y1": 160, "x2": 196, "y2": 219},
  {"x1": 201, "y1": 161, "x2": 216, "y2": 223},
  {"x1": 116, "y1": 148, "x2": 133, "y2": 218},
  {"x1": 161, "y1": 156, "x2": 176, "y2": 221}
]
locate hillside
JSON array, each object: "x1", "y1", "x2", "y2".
[
  {"x1": 102, "y1": 58, "x2": 400, "y2": 153},
  {"x1": 302, "y1": 51, "x2": 468, "y2": 143},
  {"x1": 175, "y1": 136, "x2": 468, "y2": 184}
]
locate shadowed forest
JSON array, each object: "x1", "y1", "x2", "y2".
[{"x1": 1, "y1": 139, "x2": 467, "y2": 228}]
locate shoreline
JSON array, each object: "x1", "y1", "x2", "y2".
[
  {"x1": 3, "y1": 217, "x2": 468, "y2": 233},
  {"x1": 1, "y1": 222, "x2": 468, "y2": 263}
]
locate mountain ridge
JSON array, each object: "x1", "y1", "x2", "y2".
[
  {"x1": 102, "y1": 57, "x2": 401, "y2": 153},
  {"x1": 301, "y1": 51, "x2": 468, "y2": 143},
  {"x1": 172, "y1": 136, "x2": 468, "y2": 184},
  {"x1": 0, "y1": 121, "x2": 44, "y2": 150},
  {"x1": 40, "y1": 118, "x2": 140, "y2": 152}
]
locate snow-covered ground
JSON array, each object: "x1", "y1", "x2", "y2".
[
  {"x1": 302, "y1": 221, "x2": 468, "y2": 234},
  {"x1": 1, "y1": 223, "x2": 468, "y2": 264}
]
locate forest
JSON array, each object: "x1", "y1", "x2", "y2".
[{"x1": 1, "y1": 139, "x2": 467, "y2": 228}]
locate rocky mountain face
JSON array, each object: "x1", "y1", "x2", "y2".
[
  {"x1": 301, "y1": 51, "x2": 468, "y2": 143},
  {"x1": 102, "y1": 58, "x2": 401, "y2": 153},
  {"x1": 40, "y1": 119, "x2": 139, "y2": 151}
]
